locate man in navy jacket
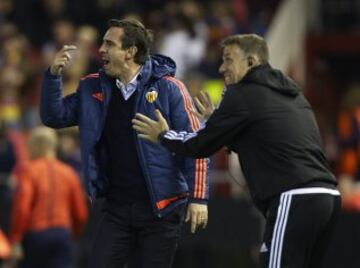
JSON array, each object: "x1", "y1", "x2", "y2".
[{"x1": 40, "y1": 18, "x2": 209, "y2": 268}]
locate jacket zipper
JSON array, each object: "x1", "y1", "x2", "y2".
[
  {"x1": 134, "y1": 88, "x2": 161, "y2": 217},
  {"x1": 98, "y1": 75, "x2": 160, "y2": 216}
]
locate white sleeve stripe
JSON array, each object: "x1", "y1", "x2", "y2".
[{"x1": 163, "y1": 130, "x2": 198, "y2": 142}]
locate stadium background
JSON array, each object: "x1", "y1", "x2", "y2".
[{"x1": 1, "y1": 0, "x2": 360, "y2": 267}]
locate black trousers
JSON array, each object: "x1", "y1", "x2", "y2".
[
  {"x1": 260, "y1": 187, "x2": 341, "y2": 268},
  {"x1": 88, "y1": 200, "x2": 186, "y2": 268}
]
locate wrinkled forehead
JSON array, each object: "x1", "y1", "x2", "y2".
[{"x1": 103, "y1": 27, "x2": 124, "y2": 43}]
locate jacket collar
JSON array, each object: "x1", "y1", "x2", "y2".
[{"x1": 98, "y1": 56, "x2": 153, "y2": 92}]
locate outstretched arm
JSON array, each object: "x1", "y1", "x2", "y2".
[
  {"x1": 133, "y1": 85, "x2": 250, "y2": 158},
  {"x1": 133, "y1": 109, "x2": 225, "y2": 158}
]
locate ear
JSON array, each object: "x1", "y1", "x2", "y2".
[
  {"x1": 248, "y1": 56, "x2": 254, "y2": 67},
  {"x1": 126, "y1": 46, "x2": 138, "y2": 60}
]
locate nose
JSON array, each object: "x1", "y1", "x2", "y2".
[{"x1": 99, "y1": 43, "x2": 105, "y2": 54}]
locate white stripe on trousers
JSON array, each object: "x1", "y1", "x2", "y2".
[{"x1": 268, "y1": 187, "x2": 340, "y2": 268}]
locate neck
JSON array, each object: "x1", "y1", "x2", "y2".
[
  {"x1": 252, "y1": 62, "x2": 262, "y2": 68},
  {"x1": 119, "y1": 62, "x2": 141, "y2": 85},
  {"x1": 45, "y1": 151, "x2": 56, "y2": 159}
]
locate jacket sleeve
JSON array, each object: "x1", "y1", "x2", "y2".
[
  {"x1": 40, "y1": 70, "x2": 79, "y2": 128},
  {"x1": 165, "y1": 77, "x2": 209, "y2": 203},
  {"x1": 160, "y1": 84, "x2": 251, "y2": 158}
]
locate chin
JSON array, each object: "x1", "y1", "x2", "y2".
[
  {"x1": 225, "y1": 81, "x2": 237, "y2": 86},
  {"x1": 104, "y1": 70, "x2": 115, "y2": 77},
  {"x1": 224, "y1": 79, "x2": 232, "y2": 86}
]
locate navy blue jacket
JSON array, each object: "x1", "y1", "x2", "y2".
[{"x1": 40, "y1": 54, "x2": 209, "y2": 217}]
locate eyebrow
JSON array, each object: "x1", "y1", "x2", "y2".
[{"x1": 103, "y1": 38, "x2": 117, "y2": 45}]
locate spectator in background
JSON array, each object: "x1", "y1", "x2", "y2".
[
  {"x1": 336, "y1": 84, "x2": 360, "y2": 210},
  {"x1": 11, "y1": 0, "x2": 70, "y2": 47},
  {"x1": 57, "y1": 128, "x2": 83, "y2": 180},
  {"x1": 0, "y1": 120, "x2": 17, "y2": 238},
  {"x1": 74, "y1": 25, "x2": 100, "y2": 71},
  {"x1": 40, "y1": 18, "x2": 209, "y2": 268},
  {"x1": 42, "y1": 19, "x2": 76, "y2": 71},
  {"x1": 0, "y1": 66, "x2": 24, "y2": 126},
  {"x1": 159, "y1": 1, "x2": 207, "y2": 79},
  {"x1": 62, "y1": 25, "x2": 101, "y2": 96},
  {"x1": 0, "y1": 119, "x2": 27, "y2": 240},
  {"x1": 9, "y1": 126, "x2": 88, "y2": 268},
  {"x1": 0, "y1": 29, "x2": 40, "y2": 129},
  {"x1": 0, "y1": 31, "x2": 33, "y2": 127},
  {"x1": 133, "y1": 34, "x2": 341, "y2": 267}
]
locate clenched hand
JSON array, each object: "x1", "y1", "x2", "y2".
[{"x1": 50, "y1": 45, "x2": 77, "y2": 75}]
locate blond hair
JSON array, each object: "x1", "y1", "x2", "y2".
[
  {"x1": 28, "y1": 126, "x2": 58, "y2": 158},
  {"x1": 221, "y1": 34, "x2": 269, "y2": 64}
]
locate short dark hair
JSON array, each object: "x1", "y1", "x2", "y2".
[
  {"x1": 108, "y1": 18, "x2": 154, "y2": 64},
  {"x1": 221, "y1": 34, "x2": 269, "y2": 64}
]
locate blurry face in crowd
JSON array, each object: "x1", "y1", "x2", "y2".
[
  {"x1": 99, "y1": 27, "x2": 133, "y2": 78},
  {"x1": 219, "y1": 44, "x2": 251, "y2": 85}
]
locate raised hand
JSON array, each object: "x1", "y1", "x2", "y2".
[
  {"x1": 50, "y1": 45, "x2": 77, "y2": 75},
  {"x1": 132, "y1": 109, "x2": 169, "y2": 143},
  {"x1": 192, "y1": 91, "x2": 214, "y2": 121}
]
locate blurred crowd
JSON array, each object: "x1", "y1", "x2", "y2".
[
  {"x1": 0, "y1": 0, "x2": 360, "y2": 266},
  {"x1": 0, "y1": 0, "x2": 282, "y2": 129},
  {"x1": 4, "y1": 0, "x2": 360, "y2": 267},
  {"x1": 0, "y1": 0, "x2": 281, "y2": 266},
  {"x1": 2, "y1": 0, "x2": 360, "y2": 266}
]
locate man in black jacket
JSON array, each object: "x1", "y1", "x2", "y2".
[{"x1": 132, "y1": 34, "x2": 341, "y2": 267}]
